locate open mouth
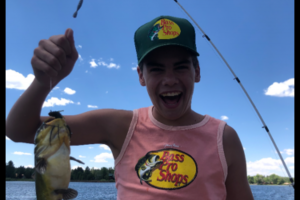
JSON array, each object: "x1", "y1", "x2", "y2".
[{"x1": 160, "y1": 92, "x2": 182, "y2": 105}]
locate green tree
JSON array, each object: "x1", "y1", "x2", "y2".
[
  {"x1": 269, "y1": 174, "x2": 279, "y2": 184},
  {"x1": 24, "y1": 167, "x2": 34, "y2": 179},
  {"x1": 6, "y1": 161, "x2": 15, "y2": 178},
  {"x1": 247, "y1": 176, "x2": 254, "y2": 184},
  {"x1": 254, "y1": 174, "x2": 264, "y2": 185},
  {"x1": 277, "y1": 177, "x2": 285, "y2": 185},
  {"x1": 101, "y1": 167, "x2": 109, "y2": 180},
  {"x1": 94, "y1": 169, "x2": 102, "y2": 180},
  {"x1": 71, "y1": 167, "x2": 84, "y2": 180},
  {"x1": 15, "y1": 166, "x2": 26, "y2": 179},
  {"x1": 84, "y1": 166, "x2": 94, "y2": 180}
]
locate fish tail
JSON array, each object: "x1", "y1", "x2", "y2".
[{"x1": 73, "y1": 12, "x2": 77, "y2": 18}]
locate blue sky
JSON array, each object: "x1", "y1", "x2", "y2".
[{"x1": 6, "y1": 0, "x2": 294, "y2": 177}]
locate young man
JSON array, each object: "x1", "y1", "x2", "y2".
[{"x1": 6, "y1": 15, "x2": 254, "y2": 199}]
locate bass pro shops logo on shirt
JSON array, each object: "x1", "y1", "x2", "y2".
[
  {"x1": 134, "y1": 149, "x2": 198, "y2": 190},
  {"x1": 148, "y1": 18, "x2": 181, "y2": 41}
]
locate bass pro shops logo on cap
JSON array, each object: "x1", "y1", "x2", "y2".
[{"x1": 148, "y1": 18, "x2": 181, "y2": 41}]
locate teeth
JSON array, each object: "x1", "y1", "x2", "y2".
[{"x1": 161, "y1": 92, "x2": 181, "y2": 97}]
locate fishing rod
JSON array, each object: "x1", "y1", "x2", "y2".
[{"x1": 173, "y1": 0, "x2": 294, "y2": 189}]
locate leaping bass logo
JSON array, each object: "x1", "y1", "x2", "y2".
[
  {"x1": 148, "y1": 18, "x2": 181, "y2": 41},
  {"x1": 135, "y1": 149, "x2": 197, "y2": 190}
]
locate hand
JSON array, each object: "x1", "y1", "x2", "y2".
[{"x1": 31, "y1": 28, "x2": 78, "y2": 89}]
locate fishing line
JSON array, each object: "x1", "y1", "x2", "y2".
[{"x1": 173, "y1": 0, "x2": 294, "y2": 189}]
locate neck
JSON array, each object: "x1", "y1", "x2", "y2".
[{"x1": 151, "y1": 106, "x2": 204, "y2": 126}]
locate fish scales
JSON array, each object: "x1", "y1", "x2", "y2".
[{"x1": 34, "y1": 111, "x2": 84, "y2": 200}]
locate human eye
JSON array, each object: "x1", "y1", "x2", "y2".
[
  {"x1": 150, "y1": 68, "x2": 163, "y2": 72},
  {"x1": 176, "y1": 66, "x2": 188, "y2": 70}
]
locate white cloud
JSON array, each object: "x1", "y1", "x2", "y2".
[
  {"x1": 78, "y1": 54, "x2": 83, "y2": 61},
  {"x1": 100, "y1": 144, "x2": 111, "y2": 151},
  {"x1": 88, "y1": 105, "x2": 98, "y2": 108},
  {"x1": 13, "y1": 151, "x2": 32, "y2": 156},
  {"x1": 283, "y1": 149, "x2": 294, "y2": 156},
  {"x1": 79, "y1": 155, "x2": 86, "y2": 158},
  {"x1": 54, "y1": 87, "x2": 59, "y2": 90},
  {"x1": 264, "y1": 78, "x2": 294, "y2": 97},
  {"x1": 284, "y1": 157, "x2": 294, "y2": 165},
  {"x1": 98, "y1": 61, "x2": 120, "y2": 69},
  {"x1": 90, "y1": 160, "x2": 94, "y2": 162},
  {"x1": 247, "y1": 157, "x2": 294, "y2": 176},
  {"x1": 6, "y1": 136, "x2": 11, "y2": 140},
  {"x1": 76, "y1": 102, "x2": 80, "y2": 105},
  {"x1": 221, "y1": 116, "x2": 229, "y2": 120},
  {"x1": 85, "y1": 70, "x2": 88, "y2": 73},
  {"x1": 106, "y1": 91, "x2": 108, "y2": 94},
  {"x1": 132, "y1": 67, "x2": 137, "y2": 70},
  {"x1": 92, "y1": 152, "x2": 113, "y2": 163},
  {"x1": 6, "y1": 69, "x2": 35, "y2": 90},
  {"x1": 77, "y1": 45, "x2": 82, "y2": 49},
  {"x1": 24, "y1": 165, "x2": 34, "y2": 168},
  {"x1": 289, "y1": 166, "x2": 294, "y2": 170},
  {"x1": 42, "y1": 97, "x2": 76, "y2": 107},
  {"x1": 243, "y1": 147, "x2": 246, "y2": 150},
  {"x1": 88, "y1": 147, "x2": 94, "y2": 149},
  {"x1": 110, "y1": 58, "x2": 114, "y2": 61},
  {"x1": 64, "y1": 87, "x2": 76, "y2": 95},
  {"x1": 90, "y1": 59, "x2": 98, "y2": 68}
]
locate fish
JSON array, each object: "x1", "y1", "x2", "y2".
[
  {"x1": 34, "y1": 110, "x2": 84, "y2": 200},
  {"x1": 148, "y1": 24, "x2": 164, "y2": 41},
  {"x1": 73, "y1": 0, "x2": 83, "y2": 18},
  {"x1": 135, "y1": 153, "x2": 163, "y2": 184}
]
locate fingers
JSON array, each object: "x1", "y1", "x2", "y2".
[
  {"x1": 49, "y1": 34, "x2": 72, "y2": 57},
  {"x1": 35, "y1": 40, "x2": 65, "y2": 72},
  {"x1": 31, "y1": 54, "x2": 58, "y2": 78}
]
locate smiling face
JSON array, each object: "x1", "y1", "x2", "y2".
[{"x1": 137, "y1": 45, "x2": 201, "y2": 126}]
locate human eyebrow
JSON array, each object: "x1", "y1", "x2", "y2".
[
  {"x1": 174, "y1": 59, "x2": 191, "y2": 66},
  {"x1": 145, "y1": 62, "x2": 165, "y2": 68}
]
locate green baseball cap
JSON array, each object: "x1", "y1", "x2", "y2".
[{"x1": 134, "y1": 15, "x2": 200, "y2": 65}]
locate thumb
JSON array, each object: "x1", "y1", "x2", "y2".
[{"x1": 65, "y1": 28, "x2": 78, "y2": 58}]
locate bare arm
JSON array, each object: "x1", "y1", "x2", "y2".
[
  {"x1": 223, "y1": 125, "x2": 254, "y2": 200},
  {"x1": 6, "y1": 28, "x2": 77, "y2": 143},
  {"x1": 6, "y1": 79, "x2": 51, "y2": 143}
]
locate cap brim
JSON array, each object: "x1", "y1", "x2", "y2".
[{"x1": 138, "y1": 43, "x2": 200, "y2": 65}]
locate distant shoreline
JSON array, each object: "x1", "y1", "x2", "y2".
[
  {"x1": 6, "y1": 179, "x2": 290, "y2": 185},
  {"x1": 6, "y1": 178, "x2": 115, "y2": 183}
]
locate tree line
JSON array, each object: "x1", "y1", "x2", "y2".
[
  {"x1": 247, "y1": 174, "x2": 294, "y2": 185},
  {"x1": 6, "y1": 160, "x2": 115, "y2": 181},
  {"x1": 6, "y1": 160, "x2": 294, "y2": 184}
]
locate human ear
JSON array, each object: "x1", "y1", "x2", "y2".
[{"x1": 137, "y1": 66, "x2": 146, "y2": 86}]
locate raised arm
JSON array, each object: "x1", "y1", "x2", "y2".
[{"x1": 6, "y1": 28, "x2": 78, "y2": 143}]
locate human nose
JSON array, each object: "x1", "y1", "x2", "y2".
[{"x1": 162, "y1": 70, "x2": 178, "y2": 86}]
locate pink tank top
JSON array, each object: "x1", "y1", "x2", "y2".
[{"x1": 114, "y1": 106, "x2": 227, "y2": 200}]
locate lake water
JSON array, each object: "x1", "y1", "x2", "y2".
[{"x1": 6, "y1": 181, "x2": 294, "y2": 200}]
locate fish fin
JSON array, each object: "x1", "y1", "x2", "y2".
[
  {"x1": 73, "y1": 12, "x2": 77, "y2": 18},
  {"x1": 35, "y1": 158, "x2": 47, "y2": 174},
  {"x1": 54, "y1": 188, "x2": 78, "y2": 199},
  {"x1": 70, "y1": 156, "x2": 85, "y2": 164}
]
